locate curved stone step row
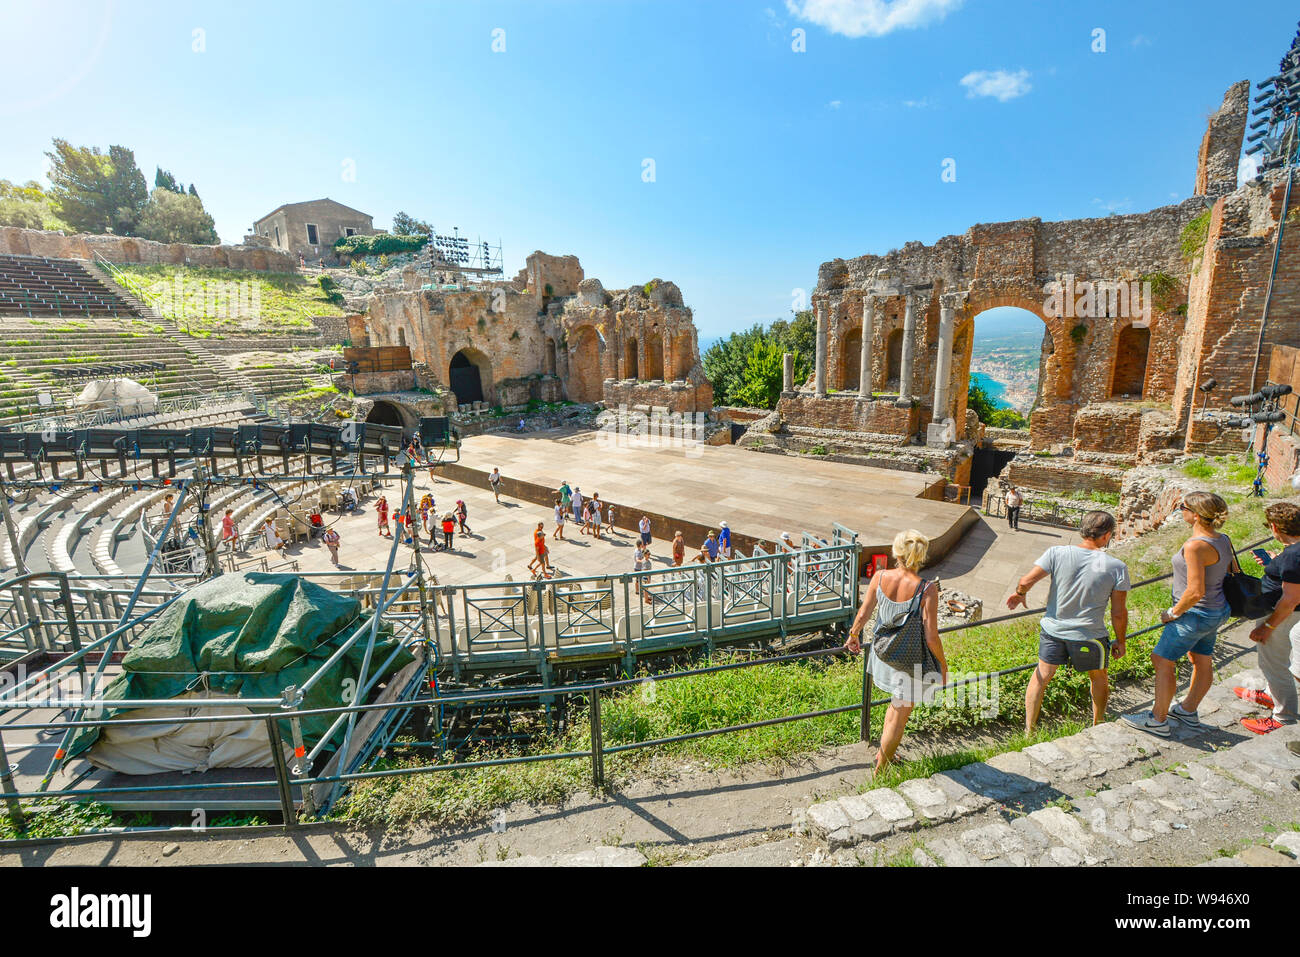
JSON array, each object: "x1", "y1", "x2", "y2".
[{"x1": 803, "y1": 670, "x2": 1300, "y2": 866}]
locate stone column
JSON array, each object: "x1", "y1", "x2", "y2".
[
  {"x1": 895, "y1": 295, "x2": 916, "y2": 406},
  {"x1": 782, "y1": 352, "x2": 794, "y2": 393},
  {"x1": 814, "y1": 300, "x2": 828, "y2": 397},
  {"x1": 932, "y1": 299, "x2": 956, "y2": 422},
  {"x1": 858, "y1": 296, "x2": 875, "y2": 398}
]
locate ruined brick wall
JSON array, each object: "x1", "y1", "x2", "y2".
[
  {"x1": 1195, "y1": 80, "x2": 1250, "y2": 197},
  {"x1": 0, "y1": 226, "x2": 296, "y2": 271},
  {"x1": 813, "y1": 202, "x2": 1199, "y2": 451},
  {"x1": 775, "y1": 393, "x2": 920, "y2": 437},
  {"x1": 364, "y1": 251, "x2": 711, "y2": 412},
  {"x1": 1173, "y1": 173, "x2": 1300, "y2": 435}
]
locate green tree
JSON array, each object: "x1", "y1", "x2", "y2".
[
  {"x1": 734, "y1": 338, "x2": 806, "y2": 410},
  {"x1": 391, "y1": 210, "x2": 433, "y2": 236},
  {"x1": 45, "y1": 139, "x2": 148, "y2": 235},
  {"x1": 702, "y1": 324, "x2": 767, "y2": 406},
  {"x1": 154, "y1": 167, "x2": 181, "y2": 193},
  {"x1": 135, "y1": 188, "x2": 219, "y2": 244},
  {"x1": 769, "y1": 309, "x2": 816, "y2": 359},
  {"x1": 0, "y1": 179, "x2": 69, "y2": 230},
  {"x1": 967, "y1": 375, "x2": 1028, "y2": 430}
]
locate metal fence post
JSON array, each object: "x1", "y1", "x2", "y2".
[
  {"x1": 589, "y1": 691, "x2": 604, "y2": 791},
  {"x1": 266, "y1": 716, "x2": 298, "y2": 827},
  {"x1": 859, "y1": 653, "x2": 874, "y2": 745},
  {"x1": 0, "y1": 729, "x2": 25, "y2": 834}
]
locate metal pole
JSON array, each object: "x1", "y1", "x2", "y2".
[
  {"x1": 266, "y1": 716, "x2": 298, "y2": 827},
  {"x1": 0, "y1": 729, "x2": 25, "y2": 834},
  {"x1": 0, "y1": 474, "x2": 45, "y2": 652},
  {"x1": 589, "y1": 690, "x2": 604, "y2": 790},
  {"x1": 859, "y1": 652, "x2": 874, "y2": 745}
]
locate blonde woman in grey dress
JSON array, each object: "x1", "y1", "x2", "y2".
[{"x1": 847, "y1": 529, "x2": 948, "y2": 773}]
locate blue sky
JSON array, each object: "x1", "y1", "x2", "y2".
[{"x1": 1, "y1": 0, "x2": 1294, "y2": 338}]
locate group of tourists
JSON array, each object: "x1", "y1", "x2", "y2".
[
  {"x1": 847, "y1": 495, "x2": 1300, "y2": 776},
  {"x1": 376, "y1": 492, "x2": 470, "y2": 552}
]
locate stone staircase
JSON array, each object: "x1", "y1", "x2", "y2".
[{"x1": 797, "y1": 667, "x2": 1300, "y2": 867}]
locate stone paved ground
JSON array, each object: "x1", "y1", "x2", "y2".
[
  {"x1": 797, "y1": 662, "x2": 1300, "y2": 868},
  {"x1": 923, "y1": 513, "x2": 1070, "y2": 610}
]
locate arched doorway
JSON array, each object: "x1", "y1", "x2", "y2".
[
  {"x1": 365, "y1": 399, "x2": 418, "y2": 429},
  {"x1": 568, "y1": 326, "x2": 602, "y2": 403},
  {"x1": 449, "y1": 349, "x2": 489, "y2": 405},
  {"x1": 840, "y1": 328, "x2": 862, "y2": 391},
  {"x1": 1111, "y1": 325, "x2": 1150, "y2": 398},
  {"x1": 645, "y1": 334, "x2": 664, "y2": 380},
  {"x1": 885, "y1": 329, "x2": 904, "y2": 391},
  {"x1": 624, "y1": 339, "x2": 639, "y2": 380}
]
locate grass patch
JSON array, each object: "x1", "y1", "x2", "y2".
[{"x1": 110, "y1": 263, "x2": 344, "y2": 332}]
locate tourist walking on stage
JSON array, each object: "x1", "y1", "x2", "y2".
[
  {"x1": 322, "y1": 526, "x2": 340, "y2": 565},
  {"x1": 1124, "y1": 492, "x2": 1233, "y2": 737},
  {"x1": 847, "y1": 529, "x2": 947, "y2": 774},
  {"x1": 528, "y1": 522, "x2": 552, "y2": 576},
  {"x1": 571, "y1": 486, "x2": 583, "y2": 524},
  {"x1": 376, "y1": 495, "x2": 391, "y2": 538},
  {"x1": 441, "y1": 512, "x2": 456, "y2": 551},
  {"x1": 1239, "y1": 502, "x2": 1300, "y2": 734},
  {"x1": 590, "y1": 493, "x2": 604, "y2": 540},
  {"x1": 455, "y1": 499, "x2": 470, "y2": 534},
  {"x1": 489, "y1": 467, "x2": 503, "y2": 504},
  {"x1": 553, "y1": 497, "x2": 567, "y2": 540},
  {"x1": 1006, "y1": 510, "x2": 1129, "y2": 733},
  {"x1": 605, "y1": 503, "x2": 617, "y2": 536},
  {"x1": 221, "y1": 509, "x2": 238, "y2": 553},
  {"x1": 718, "y1": 521, "x2": 732, "y2": 559},
  {"x1": 559, "y1": 481, "x2": 572, "y2": 514},
  {"x1": 1005, "y1": 485, "x2": 1024, "y2": 531},
  {"x1": 672, "y1": 530, "x2": 685, "y2": 566},
  {"x1": 639, "y1": 515, "x2": 652, "y2": 548}
]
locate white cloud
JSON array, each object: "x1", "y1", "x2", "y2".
[
  {"x1": 1091, "y1": 197, "x2": 1132, "y2": 214},
  {"x1": 902, "y1": 97, "x2": 932, "y2": 109},
  {"x1": 827, "y1": 99, "x2": 842, "y2": 109},
  {"x1": 1131, "y1": 35, "x2": 1151, "y2": 47},
  {"x1": 959, "y1": 69, "x2": 1031, "y2": 102},
  {"x1": 784, "y1": 0, "x2": 962, "y2": 38},
  {"x1": 1239, "y1": 153, "x2": 1261, "y2": 185}
]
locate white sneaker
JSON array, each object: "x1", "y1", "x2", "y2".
[
  {"x1": 1169, "y1": 704, "x2": 1201, "y2": 728},
  {"x1": 1122, "y1": 711, "x2": 1171, "y2": 737}
]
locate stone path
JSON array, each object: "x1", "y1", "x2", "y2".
[
  {"x1": 923, "y1": 513, "x2": 1070, "y2": 610},
  {"x1": 799, "y1": 666, "x2": 1300, "y2": 867}
]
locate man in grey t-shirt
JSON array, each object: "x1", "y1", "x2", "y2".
[{"x1": 1006, "y1": 510, "x2": 1130, "y2": 733}]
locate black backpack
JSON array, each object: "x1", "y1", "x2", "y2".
[{"x1": 1222, "y1": 551, "x2": 1277, "y2": 619}]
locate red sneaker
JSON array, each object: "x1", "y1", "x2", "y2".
[
  {"x1": 1241, "y1": 716, "x2": 1285, "y2": 735},
  {"x1": 1234, "y1": 687, "x2": 1276, "y2": 709}
]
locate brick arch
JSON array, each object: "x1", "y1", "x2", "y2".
[
  {"x1": 567, "y1": 324, "x2": 603, "y2": 403},
  {"x1": 1108, "y1": 318, "x2": 1151, "y2": 399}
]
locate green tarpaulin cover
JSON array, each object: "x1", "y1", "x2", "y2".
[{"x1": 68, "y1": 572, "x2": 415, "y2": 761}]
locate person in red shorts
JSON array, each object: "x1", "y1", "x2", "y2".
[
  {"x1": 528, "y1": 521, "x2": 552, "y2": 576},
  {"x1": 376, "y1": 495, "x2": 391, "y2": 537}
]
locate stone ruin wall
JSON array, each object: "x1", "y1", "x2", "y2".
[
  {"x1": 0, "y1": 225, "x2": 296, "y2": 271},
  {"x1": 363, "y1": 250, "x2": 712, "y2": 413},
  {"x1": 810, "y1": 199, "x2": 1203, "y2": 456},
  {"x1": 797, "y1": 80, "x2": 1300, "y2": 492}
]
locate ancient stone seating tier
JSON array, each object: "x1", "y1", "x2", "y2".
[{"x1": 0, "y1": 254, "x2": 136, "y2": 318}]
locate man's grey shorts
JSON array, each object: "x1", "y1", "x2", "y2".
[{"x1": 1039, "y1": 631, "x2": 1110, "y2": 672}]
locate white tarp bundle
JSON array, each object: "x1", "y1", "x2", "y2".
[
  {"x1": 85, "y1": 691, "x2": 291, "y2": 775},
  {"x1": 74, "y1": 378, "x2": 158, "y2": 415}
]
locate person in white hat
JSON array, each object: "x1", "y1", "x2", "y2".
[{"x1": 718, "y1": 521, "x2": 732, "y2": 559}]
